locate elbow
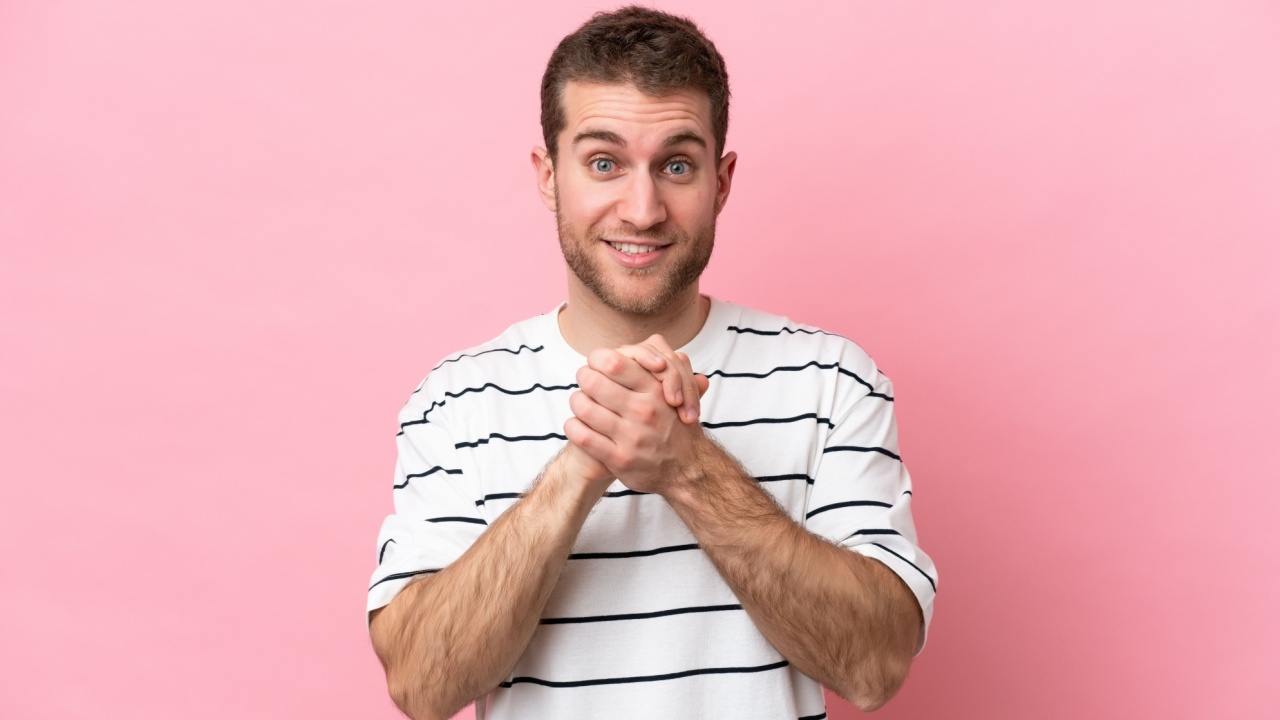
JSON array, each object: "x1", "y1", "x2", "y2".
[
  {"x1": 385, "y1": 675, "x2": 419, "y2": 718},
  {"x1": 835, "y1": 653, "x2": 912, "y2": 713},
  {"x1": 847, "y1": 688, "x2": 895, "y2": 714},
  {"x1": 385, "y1": 672, "x2": 452, "y2": 720}
]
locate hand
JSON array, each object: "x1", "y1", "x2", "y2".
[
  {"x1": 614, "y1": 334, "x2": 709, "y2": 424},
  {"x1": 551, "y1": 436, "x2": 614, "y2": 492},
  {"x1": 565, "y1": 347, "x2": 710, "y2": 495}
]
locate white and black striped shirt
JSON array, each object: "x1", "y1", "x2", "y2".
[{"x1": 369, "y1": 297, "x2": 937, "y2": 720}]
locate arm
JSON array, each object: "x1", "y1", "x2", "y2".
[
  {"x1": 369, "y1": 360, "x2": 707, "y2": 720},
  {"x1": 568, "y1": 348, "x2": 922, "y2": 711},
  {"x1": 662, "y1": 440, "x2": 921, "y2": 710},
  {"x1": 369, "y1": 445, "x2": 610, "y2": 720}
]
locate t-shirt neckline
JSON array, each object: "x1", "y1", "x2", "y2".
[{"x1": 539, "y1": 295, "x2": 738, "y2": 372}]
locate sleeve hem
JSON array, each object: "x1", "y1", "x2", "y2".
[{"x1": 848, "y1": 542, "x2": 936, "y2": 655}]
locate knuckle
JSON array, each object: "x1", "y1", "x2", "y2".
[
  {"x1": 588, "y1": 348, "x2": 613, "y2": 369},
  {"x1": 563, "y1": 417, "x2": 582, "y2": 441},
  {"x1": 634, "y1": 402, "x2": 657, "y2": 424}
]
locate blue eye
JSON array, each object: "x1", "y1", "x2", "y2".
[
  {"x1": 592, "y1": 159, "x2": 614, "y2": 173},
  {"x1": 667, "y1": 160, "x2": 688, "y2": 175}
]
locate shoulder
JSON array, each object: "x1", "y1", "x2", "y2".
[
  {"x1": 399, "y1": 311, "x2": 556, "y2": 421},
  {"x1": 722, "y1": 301, "x2": 885, "y2": 384}
]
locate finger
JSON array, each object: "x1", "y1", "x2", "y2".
[
  {"x1": 563, "y1": 416, "x2": 617, "y2": 469},
  {"x1": 672, "y1": 350, "x2": 700, "y2": 423},
  {"x1": 628, "y1": 350, "x2": 668, "y2": 374},
  {"x1": 695, "y1": 374, "x2": 710, "y2": 397},
  {"x1": 646, "y1": 338, "x2": 698, "y2": 424},
  {"x1": 634, "y1": 336, "x2": 695, "y2": 419},
  {"x1": 614, "y1": 344, "x2": 680, "y2": 407},
  {"x1": 576, "y1": 365, "x2": 637, "y2": 417},
  {"x1": 568, "y1": 389, "x2": 620, "y2": 438},
  {"x1": 587, "y1": 348, "x2": 660, "y2": 392}
]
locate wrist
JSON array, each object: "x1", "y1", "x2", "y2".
[
  {"x1": 660, "y1": 433, "x2": 721, "y2": 503},
  {"x1": 537, "y1": 447, "x2": 610, "y2": 511}
]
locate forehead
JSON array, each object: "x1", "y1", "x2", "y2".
[{"x1": 561, "y1": 81, "x2": 713, "y2": 147}]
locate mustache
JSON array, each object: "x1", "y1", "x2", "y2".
[{"x1": 587, "y1": 226, "x2": 687, "y2": 244}]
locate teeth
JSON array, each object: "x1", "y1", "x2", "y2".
[{"x1": 609, "y1": 242, "x2": 655, "y2": 255}]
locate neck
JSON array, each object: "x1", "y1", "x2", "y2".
[{"x1": 558, "y1": 280, "x2": 710, "y2": 356}]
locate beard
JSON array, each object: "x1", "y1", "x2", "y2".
[{"x1": 556, "y1": 200, "x2": 715, "y2": 317}]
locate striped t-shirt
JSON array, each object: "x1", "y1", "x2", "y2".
[{"x1": 369, "y1": 297, "x2": 937, "y2": 720}]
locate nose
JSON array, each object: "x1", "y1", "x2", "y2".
[{"x1": 615, "y1": 171, "x2": 667, "y2": 231}]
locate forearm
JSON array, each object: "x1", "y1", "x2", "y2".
[
  {"x1": 370, "y1": 452, "x2": 604, "y2": 720},
  {"x1": 663, "y1": 441, "x2": 920, "y2": 711}
]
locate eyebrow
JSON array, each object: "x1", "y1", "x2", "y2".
[
  {"x1": 570, "y1": 129, "x2": 709, "y2": 150},
  {"x1": 662, "y1": 131, "x2": 707, "y2": 149},
  {"x1": 572, "y1": 130, "x2": 626, "y2": 148}
]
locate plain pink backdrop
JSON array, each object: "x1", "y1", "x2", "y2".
[{"x1": 2, "y1": 1, "x2": 1277, "y2": 718}]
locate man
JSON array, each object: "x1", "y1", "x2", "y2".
[{"x1": 367, "y1": 7, "x2": 936, "y2": 719}]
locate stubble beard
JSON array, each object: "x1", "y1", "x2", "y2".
[{"x1": 556, "y1": 193, "x2": 715, "y2": 317}]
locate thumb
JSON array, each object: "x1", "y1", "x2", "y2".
[{"x1": 695, "y1": 374, "x2": 710, "y2": 397}]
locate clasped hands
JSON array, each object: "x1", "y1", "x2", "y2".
[{"x1": 562, "y1": 334, "x2": 711, "y2": 495}]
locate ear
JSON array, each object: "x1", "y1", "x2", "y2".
[
  {"x1": 531, "y1": 146, "x2": 557, "y2": 212},
  {"x1": 713, "y1": 151, "x2": 738, "y2": 215}
]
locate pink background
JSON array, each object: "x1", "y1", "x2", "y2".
[{"x1": 2, "y1": 1, "x2": 1277, "y2": 718}]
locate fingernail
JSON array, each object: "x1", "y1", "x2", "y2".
[{"x1": 674, "y1": 389, "x2": 683, "y2": 404}]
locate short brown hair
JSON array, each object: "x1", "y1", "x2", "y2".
[{"x1": 540, "y1": 6, "x2": 731, "y2": 163}]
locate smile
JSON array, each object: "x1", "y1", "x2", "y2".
[{"x1": 606, "y1": 241, "x2": 668, "y2": 255}]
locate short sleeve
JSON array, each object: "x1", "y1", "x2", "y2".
[
  {"x1": 367, "y1": 389, "x2": 488, "y2": 615},
  {"x1": 803, "y1": 351, "x2": 937, "y2": 649}
]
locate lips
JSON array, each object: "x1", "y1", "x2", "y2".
[
  {"x1": 606, "y1": 240, "x2": 668, "y2": 255},
  {"x1": 601, "y1": 239, "x2": 669, "y2": 268}
]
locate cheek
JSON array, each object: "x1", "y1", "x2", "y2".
[
  {"x1": 558, "y1": 176, "x2": 615, "y2": 225},
  {"x1": 669, "y1": 183, "x2": 719, "y2": 225}
]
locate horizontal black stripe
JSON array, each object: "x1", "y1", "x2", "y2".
[
  {"x1": 469, "y1": 476, "x2": 829, "y2": 507},
  {"x1": 604, "y1": 487, "x2": 651, "y2": 498},
  {"x1": 455, "y1": 432, "x2": 567, "y2": 449},
  {"x1": 702, "y1": 413, "x2": 833, "y2": 430},
  {"x1": 426, "y1": 516, "x2": 487, "y2": 525},
  {"x1": 447, "y1": 381, "x2": 577, "y2": 400},
  {"x1": 499, "y1": 658, "x2": 789, "y2": 689},
  {"x1": 399, "y1": 382, "x2": 579, "y2": 435},
  {"x1": 541, "y1": 603, "x2": 743, "y2": 625},
  {"x1": 569, "y1": 543, "x2": 699, "y2": 560},
  {"x1": 806, "y1": 500, "x2": 892, "y2": 519},
  {"x1": 428, "y1": 344, "x2": 543, "y2": 374},
  {"x1": 476, "y1": 489, "x2": 653, "y2": 505},
  {"x1": 476, "y1": 492, "x2": 523, "y2": 506},
  {"x1": 394, "y1": 465, "x2": 463, "y2": 489},
  {"x1": 705, "y1": 361, "x2": 893, "y2": 401},
  {"x1": 378, "y1": 538, "x2": 396, "y2": 565},
  {"x1": 728, "y1": 325, "x2": 844, "y2": 339},
  {"x1": 369, "y1": 567, "x2": 438, "y2": 591},
  {"x1": 823, "y1": 445, "x2": 902, "y2": 461},
  {"x1": 755, "y1": 473, "x2": 815, "y2": 485},
  {"x1": 840, "y1": 528, "x2": 903, "y2": 542},
  {"x1": 398, "y1": 398, "x2": 448, "y2": 435},
  {"x1": 799, "y1": 713, "x2": 827, "y2": 720},
  {"x1": 870, "y1": 542, "x2": 937, "y2": 592}
]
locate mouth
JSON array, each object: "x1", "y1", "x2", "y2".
[
  {"x1": 604, "y1": 240, "x2": 671, "y2": 256},
  {"x1": 601, "y1": 239, "x2": 670, "y2": 268}
]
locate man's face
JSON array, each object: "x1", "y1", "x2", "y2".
[{"x1": 537, "y1": 82, "x2": 735, "y2": 316}]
